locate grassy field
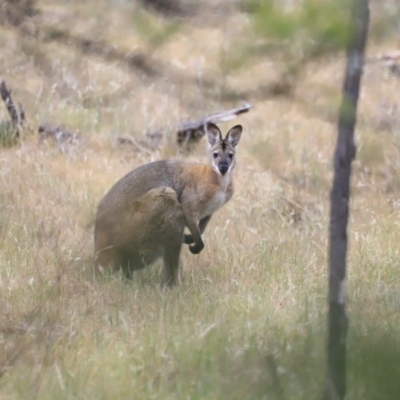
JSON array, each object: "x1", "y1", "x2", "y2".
[{"x1": 1, "y1": 1, "x2": 400, "y2": 399}]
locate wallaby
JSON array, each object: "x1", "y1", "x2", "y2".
[{"x1": 94, "y1": 123, "x2": 242, "y2": 286}]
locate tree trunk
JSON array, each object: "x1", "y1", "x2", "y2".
[{"x1": 323, "y1": 1, "x2": 369, "y2": 400}]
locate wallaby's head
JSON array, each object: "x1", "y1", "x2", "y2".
[{"x1": 206, "y1": 123, "x2": 242, "y2": 176}]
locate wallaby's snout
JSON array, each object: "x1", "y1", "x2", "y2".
[{"x1": 218, "y1": 157, "x2": 229, "y2": 175}]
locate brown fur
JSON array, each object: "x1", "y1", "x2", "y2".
[{"x1": 94, "y1": 123, "x2": 242, "y2": 286}]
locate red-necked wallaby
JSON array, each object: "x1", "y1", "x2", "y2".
[{"x1": 94, "y1": 123, "x2": 242, "y2": 286}]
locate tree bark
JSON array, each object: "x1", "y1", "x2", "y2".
[{"x1": 323, "y1": 1, "x2": 369, "y2": 400}]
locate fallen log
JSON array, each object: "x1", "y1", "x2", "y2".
[
  {"x1": 176, "y1": 102, "x2": 252, "y2": 145},
  {"x1": 38, "y1": 124, "x2": 79, "y2": 154},
  {"x1": 118, "y1": 102, "x2": 252, "y2": 151}
]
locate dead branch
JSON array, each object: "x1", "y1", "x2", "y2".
[
  {"x1": 38, "y1": 125, "x2": 79, "y2": 154},
  {"x1": 0, "y1": 81, "x2": 19, "y2": 125},
  {"x1": 138, "y1": 0, "x2": 194, "y2": 17},
  {"x1": 0, "y1": 80, "x2": 25, "y2": 145},
  {"x1": 367, "y1": 50, "x2": 400, "y2": 77},
  {"x1": 117, "y1": 102, "x2": 251, "y2": 152},
  {"x1": 18, "y1": 102, "x2": 25, "y2": 122},
  {"x1": 118, "y1": 129, "x2": 164, "y2": 153},
  {"x1": 175, "y1": 102, "x2": 252, "y2": 145},
  {"x1": 368, "y1": 50, "x2": 400, "y2": 62},
  {"x1": 117, "y1": 135, "x2": 154, "y2": 155},
  {"x1": 0, "y1": 80, "x2": 25, "y2": 130}
]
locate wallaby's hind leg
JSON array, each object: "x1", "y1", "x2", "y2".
[
  {"x1": 123, "y1": 253, "x2": 149, "y2": 281},
  {"x1": 162, "y1": 241, "x2": 183, "y2": 287},
  {"x1": 96, "y1": 247, "x2": 145, "y2": 280},
  {"x1": 95, "y1": 248, "x2": 127, "y2": 275}
]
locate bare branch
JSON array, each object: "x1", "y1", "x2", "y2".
[
  {"x1": 117, "y1": 135, "x2": 154, "y2": 155},
  {"x1": 175, "y1": 102, "x2": 251, "y2": 144},
  {"x1": 367, "y1": 50, "x2": 400, "y2": 77},
  {"x1": 0, "y1": 80, "x2": 22, "y2": 128},
  {"x1": 38, "y1": 125, "x2": 79, "y2": 154}
]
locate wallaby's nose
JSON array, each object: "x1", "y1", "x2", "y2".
[{"x1": 219, "y1": 162, "x2": 229, "y2": 175}]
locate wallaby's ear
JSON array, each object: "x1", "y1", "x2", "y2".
[
  {"x1": 206, "y1": 123, "x2": 222, "y2": 147},
  {"x1": 225, "y1": 125, "x2": 242, "y2": 148}
]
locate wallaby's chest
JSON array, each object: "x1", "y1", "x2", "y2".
[{"x1": 200, "y1": 189, "x2": 228, "y2": 219}]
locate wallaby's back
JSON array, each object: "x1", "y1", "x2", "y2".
[{"x1": 97, "y1": 160, "x2": 186, "y2": 214}]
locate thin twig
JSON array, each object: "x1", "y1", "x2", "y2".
[{"x1": 117, "y1": 135, "x2": 153, "y2": 155}]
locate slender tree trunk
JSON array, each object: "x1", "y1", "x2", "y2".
[{"x1": 323, "y1": 1, "x2": 369, "y2": 399}]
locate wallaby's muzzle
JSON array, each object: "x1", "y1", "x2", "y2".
[{"x1": 219, "y1": 162, "x2": 229, "y2": 175}]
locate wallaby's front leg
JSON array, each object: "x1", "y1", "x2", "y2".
[
  {"x1": 183, "y1": 216, "x2": 212, "y2": 245},
  {"x1": 181, "y1": 206, "x2": 205, "y2": 254},
  {"x1": 186, "y1": 219, "x2": 204, "y2": 254}
]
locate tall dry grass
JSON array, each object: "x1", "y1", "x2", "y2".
[{"x1": 0, "y1": 1, "x2": 400, "y2": 399}]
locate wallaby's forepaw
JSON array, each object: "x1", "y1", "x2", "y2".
[
  {"x1": 189, "y1": 241, "x2": 204, "y2": 254},
  {"x1": 183, "y1": 234, "x2": 194, "y2": 244}
]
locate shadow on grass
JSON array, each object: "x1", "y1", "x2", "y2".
[
  {"x1": 161, "y1": 317, "x2": 400, "y2": 400},
  {"x1": 348, "y1": 330, "x2": 400, "y2": 400}
]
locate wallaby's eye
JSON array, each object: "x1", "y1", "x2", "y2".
[
  {"x1": 213, "y1": 153, "x2": 218, "y2": 159},
  {"x1": 229, "y1": 153, "x2": 234, "y2": 159}
]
